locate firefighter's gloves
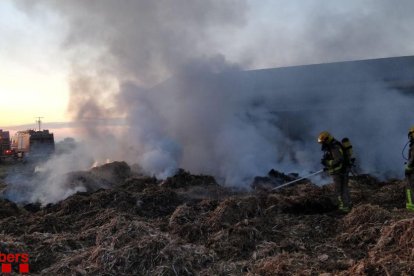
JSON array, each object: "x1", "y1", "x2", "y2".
[{"x1": 405, "y1": 165, "x2": 414, "y2": 176}]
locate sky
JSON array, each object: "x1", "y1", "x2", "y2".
[
  {"x1": 0, "y1": 0, "x2": 68, "y2": 128},
  {"x1": 2, "y1": 0, "x2": 414, "y2": 133}
]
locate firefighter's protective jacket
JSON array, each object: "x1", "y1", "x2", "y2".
[
  {"x1": 321, "y1": 140, "x2": 344, "y2": 175},
  {"x1": 406, "y1": 140, "x2": 414, "y2": 174}
]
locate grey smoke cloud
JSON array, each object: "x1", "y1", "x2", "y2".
[
  {"x1": 15, "y1": 0, "x2": 247, "y2": 84},
  {"x1": 5, "y1": 144, "x2": 92, "y2": 204},
  {"x1": 8, "y1": 0, "x2": 414, "y2": 199},
  {"x1": 232, "y1": 0, "x2": 414, "y2": 68},
  {"x1": 15, "y1": 0, "x2": 414, "y2": 69}
]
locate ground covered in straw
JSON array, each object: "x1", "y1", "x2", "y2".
[{"x1": 0, "y1": 162, "x2": 413, "y2": 275}]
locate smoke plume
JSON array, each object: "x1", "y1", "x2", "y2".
[{"x1": 7, "y1": 1, "x2": 414, "y2": 203}]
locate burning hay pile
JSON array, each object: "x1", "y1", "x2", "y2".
[{"x1": 0, "y1": 162, "x2": 412, "y2": 275}]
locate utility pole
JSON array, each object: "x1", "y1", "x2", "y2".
[{"x1": 35, "y1": 117, "x2": 44, "y2": 131}]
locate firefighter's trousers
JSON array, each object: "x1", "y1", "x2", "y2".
[
  {"x1": 406, "y1": 173, "x2": 414, "y2": 211},
  {"x1": 332, "y1": 173, "x2": 351, "y2": 211}
]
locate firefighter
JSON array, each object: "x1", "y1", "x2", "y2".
[
  {"x1": 405, "y1": 126, "x2": 414, "y2": 211},
  {"x1": 318, "y1": 131, "x2": 351, "y2": 212}
]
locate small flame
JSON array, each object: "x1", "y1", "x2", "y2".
[
  {"x1": 90, "y1": 158, "x2": 112, "y2": 169},
  {"x1": 91, "y1": 161, "x2": 100, "y2": 168}
]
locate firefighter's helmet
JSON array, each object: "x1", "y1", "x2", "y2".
[{"x1": 317, "y1": 131, "x2": 333, "y2": 144}]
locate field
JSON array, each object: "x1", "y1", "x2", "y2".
[{"x1": 0, "y1": 162, "x2": 412, "y2": 275}]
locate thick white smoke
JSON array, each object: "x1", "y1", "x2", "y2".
[
  {"x1": 6, "y1": 1, "x2": 414, "y2": 205},
  {"x1": 5, "y1": 144, "x2": 92, "y2": 204}
]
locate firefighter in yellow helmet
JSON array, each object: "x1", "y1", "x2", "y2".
[
  {"x1": 318, "y1": 131, "x2": 351, "y2": 212},
  {"x1": 405, "y1": 126, "x2": 414, "y2": 211}
]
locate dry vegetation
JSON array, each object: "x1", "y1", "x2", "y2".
[{"x1": 0, "y1": 162, "x2": 413, "y2": 275}]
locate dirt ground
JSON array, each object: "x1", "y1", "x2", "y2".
[{"x1": 0, "y1": 162, "x2": 413, "y2": 275}]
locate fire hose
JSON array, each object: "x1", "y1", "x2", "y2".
[{"x1": 271, "y1": 169, "x2": 324, "y2": 190}]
